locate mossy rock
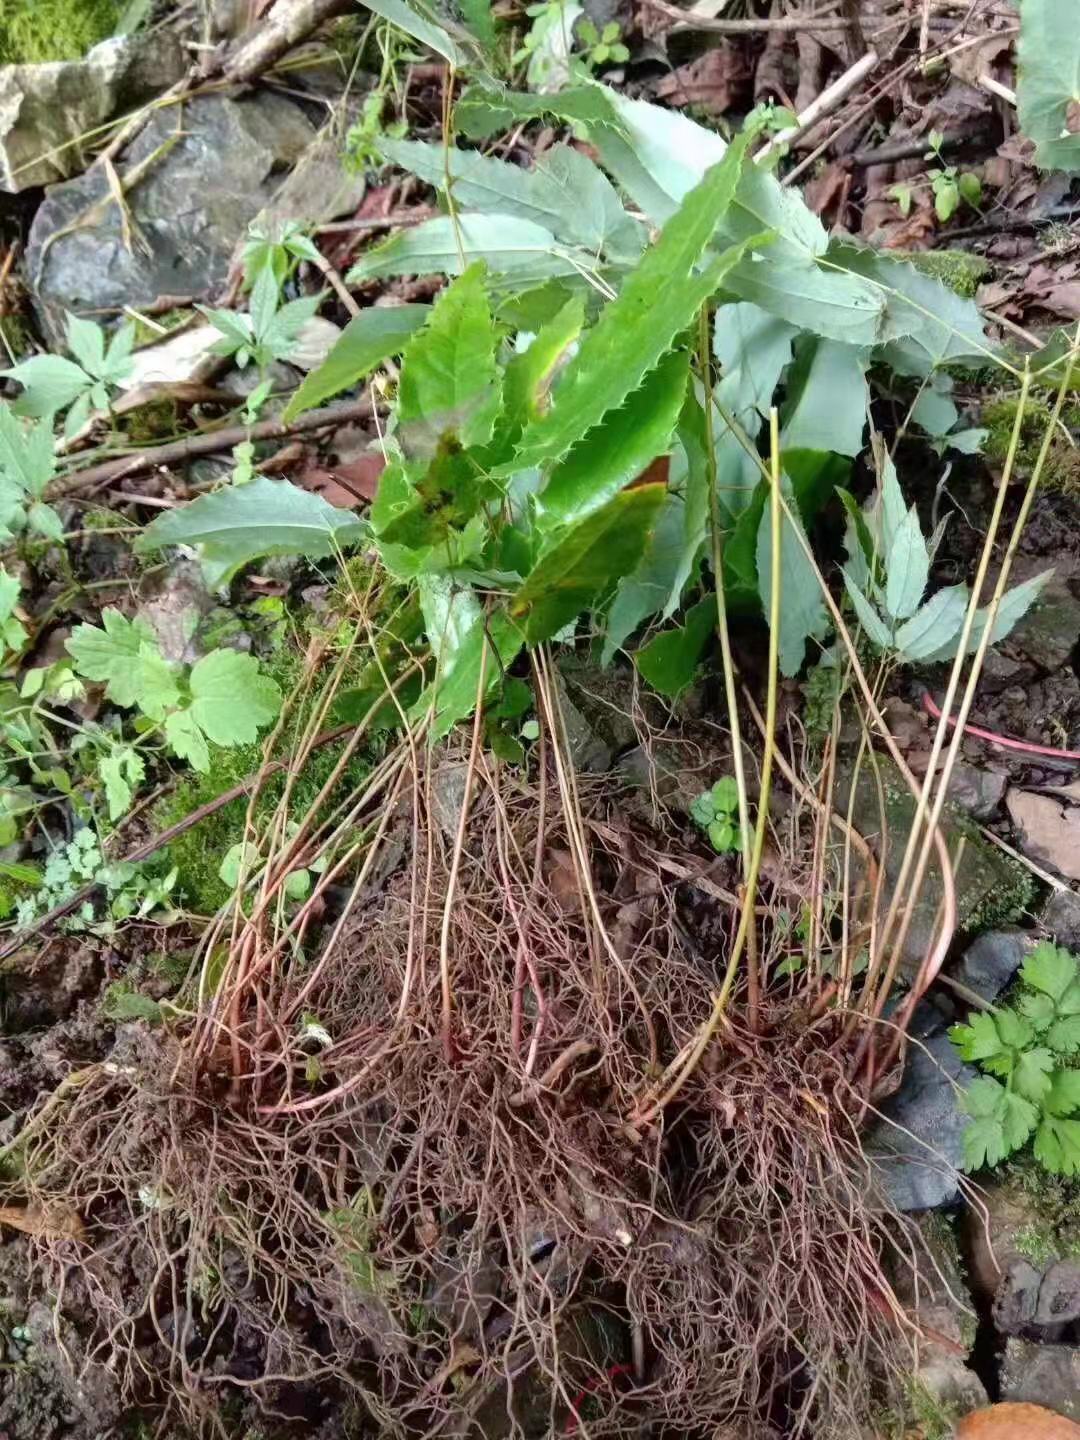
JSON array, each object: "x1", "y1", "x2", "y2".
[
  {"x1": 981, "y1": 394, "x2": 1080, "y2": 494},
  {"x1": 895, "y1": 249, "x2": 991, "y2": 299},
  {"x1": 0, "y1": 0, "x2": 122, "y2": 64}
]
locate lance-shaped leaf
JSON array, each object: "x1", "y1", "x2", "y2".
[
  {"x1": 348, "y1": 214, "x2": 594, "y2": 286},
  {"x1": 282, "y1": 305, "x2": 430, "y2": 420}
]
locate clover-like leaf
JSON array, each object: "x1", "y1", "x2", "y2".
[{"x1": 188, "y1": 650, "x2": 282, "y2": 747}]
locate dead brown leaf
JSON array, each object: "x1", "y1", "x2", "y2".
[
  {"x1": 654, "y1": 45, "x2": 751, "y2": 117},
  {"x1": 300, "y1": 453, "x2": 385, "y2": 508},
  {"x1": 0, "y1": 1203, "x2": 86, "y2": 1242},
  {"x1": 804, "y1": 162, "x2": 850, "y2": 222}
]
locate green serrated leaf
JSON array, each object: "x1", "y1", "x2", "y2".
[
  {"x1": 1034, "y1": 1114, "x2": 1080, "y2": 1175},
  {"x1": 99, "y1": 747, "x2": 145, "y2": 822},
  {"x1": 1013, "y1": 1045, "x2": 1055, "y2": 1102},
  {"x1": 1045, "y1": 1068, "x2": 1080, "y2": 1117},
  {"x1": 507, "y1": 135, "x2": 761, "y2": 474},
  {"x1": 893, "y1": 584, "x2": 969, "y2": 662},
  {"x1": 539, "y1": 349, "x2": 688, "y2": 530},
  {"x1": 3, "y1": 353, "x2": 90, "y2": 417},
  {"x1": 965, "y1": 570, "x2": 1053, "y2": 653},
  {"x1": 884, "y1": 506, "x2": 930, "y2": 621},
  {"x1": 1047, "y1": 1014, "x2": 1080, "y2": 1055},
  {"x1": 189, "y1": 651, "x2": 282, "y2": 747},
  {"x1": 949, "y1": 1010, "x2": 1006, "y2": 1063},
  {"x1": 397, "y1": 264, "x2": 501, "y2": 459},
  {"x1": 1020, "y1": 989, "x2": 1057, "y2": 1030},
  {"x1": 282, "y1": 305, "x2": 429, "y2": 421},
  {"x1": 380, "y1": 139, "x2": 643, "y2": 261},
  {"x1": 164, "y1": 709, "x2": 211, "y2": 773},
  {"x1": 780, "y1": 338, "x2": 868, "y2": 458},
  {"x1": 66, "y1": 609, "x2": 180, "y2": 716},
  {"x1": 347, "y1": 214, "x2": 590, "y2": 287},
  {"x1": 757, "y1": 482, "x2": 829, "y2": 676},
  {"x1": 511, "y1": 483, "x2": 667, "y2": 643},
  {"x1": 412, "y1": 579, "x2": 524, "y2": 737},
  {"x1": 0, "y1": 408, "x2": 56, "y2": 499},
  {"x1": 995, "y1": 1008, "x2": 1034, "y2": 1048},
  {"x1": 1022, "y1": 940, "x2": 1078, "y2": 1002},
  {"x1": 843, "y1": 571, "x2": 892, "y2": 650},
  {"x1": 634, "y1": 595, "x2": 714, "y2": 697},
  {"x1": 65, "y1": 313, "x2": 106, "y2": 376},
  {"x1": 135, "y1": 476, "x2": 365, "y2": 588},
  {"x1": 360, "y1": 0, "x2": 467, "y2": 64}
]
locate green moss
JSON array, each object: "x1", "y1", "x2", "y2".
[
  {"x1": 981, "y1": 395, "x2": 1080, "y2": 494},
  {"x1": 156, "y1": 643, "x2": 377, "y2": 914},
  {"x1": 0, "y1": 0, "x2": 122, "y2": 64},
  {"x1": 897, "y1": 249, "x2": 991, "y2": 299},
  {"x1": 1012, "y1": 1221, "x2": 1058, "y2": 1269},
  {"x1": 1001, "y1": 1156, "x2": 1080, "y2": 1251}
]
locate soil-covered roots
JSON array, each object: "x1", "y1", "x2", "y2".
[{"x1": 6, "y1": 747, "x2": 913, "y2": 1438}]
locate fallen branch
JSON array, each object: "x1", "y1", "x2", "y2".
[
  {"x1": 222, "y1": 0, "x2": 359, "y2": 83},
  {"x1": 49, "y1": 394, "x2": 375, "y2": 498},
  {"x1": 755, "y1": 49, "x2": 879, "y2": 160}
]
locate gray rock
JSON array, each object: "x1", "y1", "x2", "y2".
[
  {"x1": 551, "y1": 670, "x2": 612, "y2": 773},
  {"x1": 890, "y1": 1213, "x2": 986, "y2": 1414},
  {"x1": 1035, "y1": 1260, "x2": 1080, "y2": 1327},
  {"x1": 0, "y1": 35, "x2": 184, "y2": 192},
  {"x1": 957, "y1": 928, "x2": 1032, "y2": 1005},
  {"x1": 1001, "y1": 1338, "x2": 1080, "y2": 1419},
  {"x1": 27, "y1": 92, "x2": 315, "y2": 335},
  {"x1": 835, "y1": 756, "x2": 1028, "y2": 974},
  {"x1": 1041, "y1": 887, "x2": 1080, "y2": 948},
  {"x1": 866, "y1": 1007, "x2": 977, "y2": 1211},
  {"x1": 946, "y1": 761, "x2": 1008, "y2": 821}
]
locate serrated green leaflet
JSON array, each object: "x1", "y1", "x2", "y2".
[
  {"x1": 780, "y1": 339, "x2": 868, "y2": 458},
  {"x1": 1016, "y1": 0, "x2": 1080, "y2": 173},
  {"x1": 136, "y1": 476, "x2": 365, "y2": 588},
  {"x1": 348, "y1": 215, "x2": 594, "y2": 287},
  {"x1": 884, "y1": 506, "x2": 930, "y2": 621},
  {"x1": 380, "y1": 139, "x2": 643, "y2": 261},
  {"x1": 188, "y1": 650, "x2": 282, "y2": 746},
  {"x1": 893, "y1": 584, "x2": 968, "y2": 662},
  {"x1": 397, "y1": 265, "x2": 501, "y2": 459},
  {"x1": 757, "y1": 481, "x2": 828, "y2": 677},
  {"x1": 413, "y1": 578, "x2": 524, "y2": 737},
  {"x1": 511, "y1": 483, "x2": 667, "y2": 642},
  {"x1": 455, "y1": 79, "x2": 627, "y2": 142},
  {"x1": 282, "y1": 305, "x2": 430, "y2": 421},
  {"x1": 507, "y1": 137, "x2": 762, "y2": 475},
  {"x1": 538, "y1": 350, "x2": 688, "y2": 530}
]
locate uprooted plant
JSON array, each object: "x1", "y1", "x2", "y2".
[{"x1": 2, "y1": 57, "x2": 1079, "y2": 1440}]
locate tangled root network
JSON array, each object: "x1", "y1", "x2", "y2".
[{"x1": 17, "y1": 743, "x2": 911, "y2": 1438}]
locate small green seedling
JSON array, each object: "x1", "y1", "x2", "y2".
[
  {"x1": 577, "y1": 18, "x2": 628, "y2": 67},
  {"x1": 691, "y1": 776, "x2": 740, "y2": 853},
  {"x1": 888, "y1": 130, "x2": 982, "y2": 224},
  {"x1": 950, "y1": 940, "x2": 1080, "y2": 1177}
]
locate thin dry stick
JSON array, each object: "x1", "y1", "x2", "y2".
[
  {"x1": 755, "y1": 49, "x2": 879, "y2": 161},
  {"x1": 50, "y1": 395, "x2": 375, "y2": 496}
]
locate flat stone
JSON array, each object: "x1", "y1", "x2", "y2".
[
  {"x1": 866, "y1": 1006, "x2": 977, "y2": 1212},
  {"x1": 1035, "y1": 1261, "x2": 1080, "y2": 1327},
  {"x1": 835, "y1": 756, "x2": 1029, "y2": 973},
  {"x1": 1042, "y1": 887, "x2": 1080, "y2": 948},
  {"x1": 946, "y1": 761, "x2": 1008, "y2": 821},
  {"x1": 1001, "y1": 1339, "x2": 1080, "y2": 1420},
  {"x1": 27, "y1": 92, "x2": 315, "y2": 337},
  {"x1": 0, "y1": 35, "x2": 184, "y2": 193},
  {"x1": 957, "y1": 928, "x2": 1033, "y2": 1005}
]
